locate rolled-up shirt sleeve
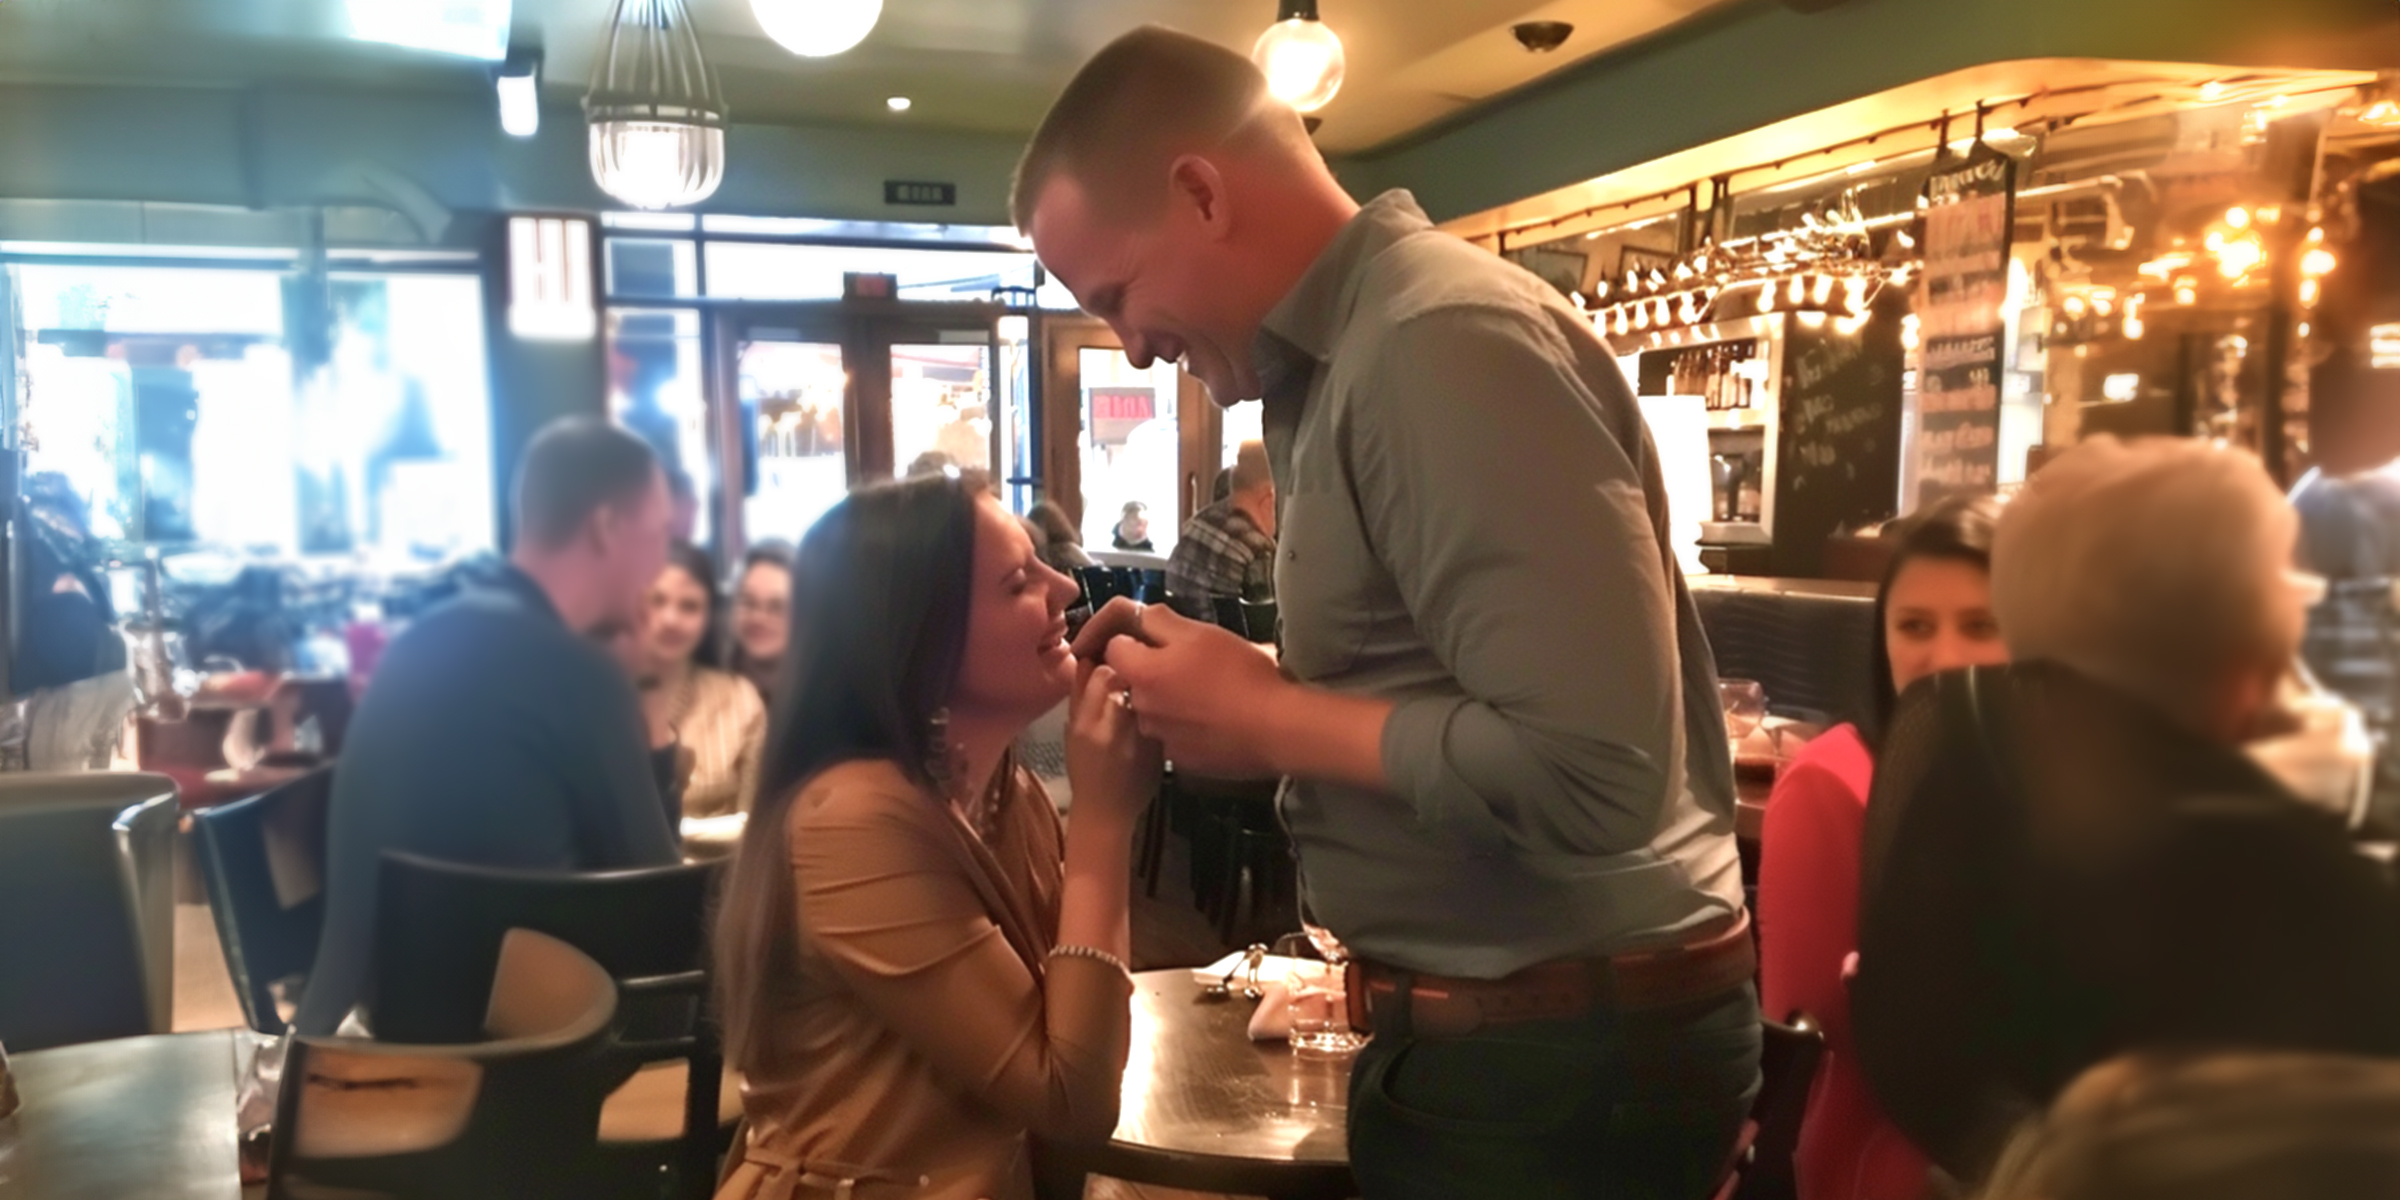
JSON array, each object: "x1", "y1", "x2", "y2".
[{"x1": 1353, "y1": 305, "x2": 1682, "y2": 858}]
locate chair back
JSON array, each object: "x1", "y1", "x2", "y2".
[
  {"x1": 1237, "y1": 599, "x2": 1279, "y2": 644},
  {"x1": 192, "y1": 768, "x2": 334, "y2": 1034},
  {"x1": 0, "y1": 772, "x2": 178, "y2": 1050},
  {"x1": 1719, "y1": 1015, "x2": 1829, "y2": 1200},
  {"x1": 1211, "y1": 595, "x2": 1247, "y2": 636},
  {"x1": 1077, "y1": 566, "x2": 1119, "y2": 608},
  {"x1": 268, "y1": 928, "x2": 618, "y2": 1200},
  {"x1": 374, "y1": 852, "x2": 726, "y2": 1197}
]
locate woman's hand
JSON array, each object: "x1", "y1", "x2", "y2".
[{"x1": 1066, "y1": 662, "x2": 1162, "y2": 832}]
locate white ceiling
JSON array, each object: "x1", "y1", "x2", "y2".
[{"x1": 0, "y1": 0, "x2": 1739, "y2": 153}]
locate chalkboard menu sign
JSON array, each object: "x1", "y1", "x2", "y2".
[
  {"x1": 1772, "y1": 307, "x2": 1905, "y2": 577},
  {"x1": 1913, "y1": 142, "x2": 2014, "y2": 506}
]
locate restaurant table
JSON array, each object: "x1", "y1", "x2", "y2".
[
  {"x1": 1040, "y1": 969, "x2": 1356, "y2": 1200},
  {"x1": 0, "y1": 1029, "x2": 248, "y2": 1200}
]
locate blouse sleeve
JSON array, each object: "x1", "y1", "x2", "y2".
[
  {"x1": 1757, "y1": 744, "x2": 1868, "y2": 1044},
  {"x1": 790, "y1": 778, "x2": 1132, "y2": 1143}
]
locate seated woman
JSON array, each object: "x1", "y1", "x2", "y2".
[
  {"x1": 729, "y1": 541, "x2": 795, "y2": 710},
  {"x1": 1852, "y1": 437, "x2": 2400, "y2": 1188},
  {"x1": 713, "y1": 473, "x2": 1157, "y2": 1200},
  {"x1": 1757, "y1": 495, "x2": 2007, "y2": 1200},
  {"x1": 634, "y1": 542, "x2": 766, "y2": 856}
]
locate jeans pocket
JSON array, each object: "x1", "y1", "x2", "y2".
[{"x1": 1358, "y1": 1034, "x2": 1593, "y2": 1136}]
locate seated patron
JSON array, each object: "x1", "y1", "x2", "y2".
[
  {"x1": 633, "y1": 541, "x2": 766, "y2": 857},
  {"x1": 1109, "y1": 500, "x2": 1152, "y2": 552},
  {"x1": 1978, "y1": 1051, "x2": 2400, "y2": 1200},
  {"x1": 1851, "y1": 437, "x2": 2400, "y2": 1186},
  {"x1": 1757, "y1": 495, "x2": 2008, "y2": 1200},
  {"x1": 296, "y1": 417, "x2": 681, "y2": 1036},
  {"x1": 729, "y1": 541, "x2": 795, "y2": 710},
  {"x1": 1164, "y1": 439, "x2": 1277, "y2": 621},
  {"x1": 1025, "y1": 499, "x2": 1096, "y2": 576},
  {"x1": 712, "y1": 473, "x2": 1157, "y2": 1200}
]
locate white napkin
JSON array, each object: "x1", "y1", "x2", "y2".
[{"x1": 1189, "y1": 952, "x2": 1311, "y2": 988}]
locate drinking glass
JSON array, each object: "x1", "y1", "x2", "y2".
[
  {"x1": 1286, "y1": 910, "x2": 1369, "y2": 1057},
  {"x1": 1718, "y1": 678, "x2": 1767, "y2": 740}
]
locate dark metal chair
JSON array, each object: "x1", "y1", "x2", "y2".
[
  {"x1": 191, "y1": 767, "x2": 334, "y2": 1034},
  {"x1": 374, "y1": 852, "x2": 729, "y2": 1200},
  {"x1": 1714, "y1": 1015, "x2": 1828, "y2": 1200},
  {"x1": 0, "y1": 772, "x2": 178, "y2": 1051},
  {"x1": 268, "y1": 928, "x2": 620, "y2": 1200}
]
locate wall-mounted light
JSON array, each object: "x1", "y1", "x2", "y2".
[
  {"x1": 885, "y1": 96, "x2": 912, "y2": 113},
  {"x1": 509, "y1": 216, "x2": 596, "y2": 340},
  {"x1": 496, "y1": 46, "x2": 542, "y2": 138},
  {"x1": 752, "y1": 0, "x2": 881, "y2": 57},
  {"x1": 1253, "y1": 0, "x2": 1345, "y2": 113}
]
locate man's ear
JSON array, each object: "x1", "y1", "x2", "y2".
[{"x1": 1166, "y1": 154, "x2": 1233, "y2": 241}]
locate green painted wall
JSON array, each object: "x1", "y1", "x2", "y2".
[
  {"x1": 1334, "y1": 0, "x2": 2400, "y2": 223},
  {"x1": 0, "y1": 83, "x2": 1027, "y2": 228}
]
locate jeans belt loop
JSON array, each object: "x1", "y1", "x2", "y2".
[{"x1": 1382, "y1": 968, "x2": 1416, "y2": 1040}]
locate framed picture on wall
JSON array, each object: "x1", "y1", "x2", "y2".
[{"x1": 1503, "y1": 246, "x2": 1589, "y2": 298}]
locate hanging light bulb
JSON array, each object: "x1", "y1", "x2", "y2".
[
  {"x1": 751, "y1": 0, "x2": 881, "y2": 57},
  {"x1": 1252, "y1": 0, "x2": 1346, "y2": 113},
  {"x1": 585, "y1": 0, "x2": 728, "y2": 210}
]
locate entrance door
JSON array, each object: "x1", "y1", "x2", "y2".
[
  {"x1": 1040, "y1": 316, "x2": 1214, "y2": 558},
  {"x1": 713, "y1": 301, "x2": 1002, "y2": 555}
]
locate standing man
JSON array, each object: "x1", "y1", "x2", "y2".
[
  {"x1": 1165, "y1": 438, "x2": 1278, "y2": 621},
  {"x1": 1022, "y1": 28, "x2": 1754, "y2": 1198},
  {"x1": 297, "y1": 416, "x2": 682, "y2": 1036}
]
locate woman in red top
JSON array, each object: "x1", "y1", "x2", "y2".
[{"x1": 1758, "y1": 495, "x2": 2007, "y2": 1200}]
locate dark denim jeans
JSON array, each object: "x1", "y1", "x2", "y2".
[{"x1": 1347, "y1": 982, "x2": 1761, "y2": 1200}]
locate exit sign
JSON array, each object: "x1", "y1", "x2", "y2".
[{"x1": 885, "y1": 180, "x2": 957, "y2": 206}]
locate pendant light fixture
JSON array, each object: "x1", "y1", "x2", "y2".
[
  {"x1": 1252, "y1": 0, "x2": 1345, "y2": 114},
  {"x1": 751, "y1": 0, "x2": 882, "y2": 58},
  {"x1": 584, "y1": 0, "x2": 729, "y2": 210}
]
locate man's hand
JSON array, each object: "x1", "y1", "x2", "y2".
[
  {"x1": 1069, "y1": 596, "x2": 1156, "y2": 668},
  {"x1": 1102, "y1": 605, "x2": 1291, "y2": 779}
]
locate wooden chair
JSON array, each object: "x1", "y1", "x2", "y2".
[
  {"x1": 373, "y1": 852, "x2": 733, "y2": 1200},
  {"x1": 191, "y1": 767, "x2": 334, "y2": 1034},
  {"x1": 0, "y1": 772, "x2": 178, "y2": 1050},
  {"x1": 267, "y1": 928, "x2": 619, "y2": 1200},
  {"x1": 1714, "y1": 1015, "x2": 1828, "y2": 1200}
]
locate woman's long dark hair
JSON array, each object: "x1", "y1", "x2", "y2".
[
  {"x1": 1867, "y1": 494, "x2": 2003, "y2": 743},
  {"x1": 661, "y1": 540, "x2": 727, "y2": 670},
  {"x1": 714, "y1": 475, "x2": 980, "y2": 1071}
]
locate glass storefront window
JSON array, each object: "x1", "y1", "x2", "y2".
[
  {"x1": 891, "y1": 342, "x2": 991, "y2": 478},
  {"x1": 739, "y1": 337, "x2": 849, "y2": 545},
  {"x1": 606, "y1": 307, "x2": 711, "y2": 544},
  {"x1": 13, "y1": 262, "x2": 491, "y2": 561},
  {"x1": 604, "y1": 238, "x2": 699, "y2": 300},
  {"x1": 1076, "y1": 346, "x2": 1181, "y2": 555}
]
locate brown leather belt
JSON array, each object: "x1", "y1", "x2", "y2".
[{"x1": 1347, "y1": 911, "x2": 1755, "y2": 1038}]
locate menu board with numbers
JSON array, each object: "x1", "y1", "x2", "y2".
[{"x1": 1913, "y1": 142, "x2": 2014, "y2": 507}]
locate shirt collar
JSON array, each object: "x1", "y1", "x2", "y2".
[
  {"x1": 489, "y1": 561, "x2": 568, "y2": 629},
  {"x1": 1253, "y1": 190, "x2": 1434, "y2": 384}
]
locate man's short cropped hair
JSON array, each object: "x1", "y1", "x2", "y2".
[
  {"x1": 513, "y1": 416, "x2": 661, "y2": 550},
  {"x1": 1011, "y1": 25, "x2": 1310, "y2": 232}
]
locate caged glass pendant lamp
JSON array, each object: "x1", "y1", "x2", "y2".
[
  {"x1": 1252, "y1": 0, "x2": 1345, "y2": 114},
  {"x1": 585, "y1": 0, "x2": 729, "y2": 210}
]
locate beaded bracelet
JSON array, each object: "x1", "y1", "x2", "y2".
[{"x1": 1048, "y1": 943, "x2": 1131, "y2": 978}]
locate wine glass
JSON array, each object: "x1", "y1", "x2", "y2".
[
  {"x1": 1718, "y1": 678, "x2": 1767, "y2": 741},
  {"x1": 1290, "y1": 900, "x2": 1369, "y2": 1056}
]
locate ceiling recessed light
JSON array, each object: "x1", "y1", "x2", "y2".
[{"x1": 886, "y1": 96, "x2": 912, "y2": 113}]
